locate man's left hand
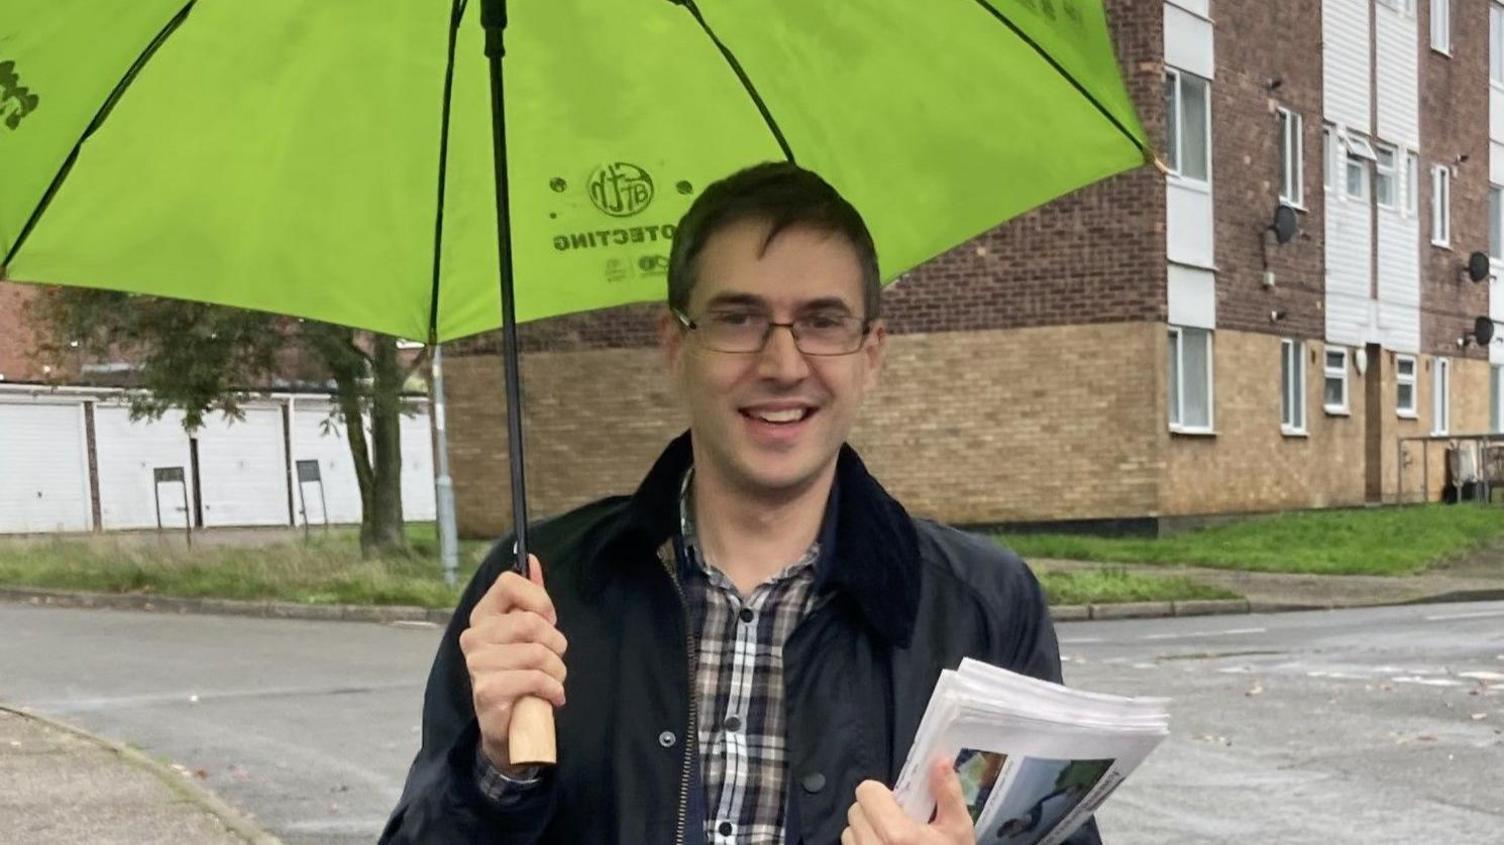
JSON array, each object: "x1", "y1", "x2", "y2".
[{"x1": 841, "y1": 757, "x2": 974, "y2": 844}]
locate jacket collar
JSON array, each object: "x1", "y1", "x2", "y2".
[{"x1": 603, "y1": 431, "x2": 921, "y2": 648}]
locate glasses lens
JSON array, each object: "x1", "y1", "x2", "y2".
[
  {"x1": 701, "y1": 312, "x2": 770, "y2": 352},
  {"x1": 794, "y1": 316, "x2": 864, "y2": 355}
]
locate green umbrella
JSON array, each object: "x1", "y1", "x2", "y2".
[{"x1": 1, "y1": 0, "x2": 1149, "y2": 566}]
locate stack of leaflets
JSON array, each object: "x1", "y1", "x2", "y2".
[{"x1": 892, "y1": 658, "x2": 1169, "y2": 844}]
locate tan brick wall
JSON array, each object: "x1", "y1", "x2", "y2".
[
  {"x1": 1161, "y1": 331, "x2": 1368, "y2": 516},
  {"x1": 446, "y1": 322, "x2": 1164, "y2": 538},
  {"x1": 1402, "y1": 355, "x2": 1494, "y2": 502}
]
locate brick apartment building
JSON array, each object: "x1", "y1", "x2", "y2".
[{"x1": 442, "y1": 0, "x2": 1501, "y2": 538}]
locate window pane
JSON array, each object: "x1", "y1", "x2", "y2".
[
  {"x1": 1326, "y1": 350, "x2": 1346, "y2": 370},
  {"x1": 1184, "y1": 329, "x2": 1211, "y2": 428},
  {"x1": 1168, "y1": 330, "x2": 1181, "y2": 426},
  {"x1": 1491, "y1": 186, "x2": 1502, "y2": 259},
  {"x1": 1325, "y1": 376, "x2": 1345, "y2": 409},
  {"x1": 1398, "y1": 357, "x2": 1416, "y2": 377},
  {"x1": 1493, "y1": 4, "x2": 1504, "y2": 82},
  {"x1": 1294, "y1": 350, "x2": 1305, "y2": 427},
  {"x1": 1406, "y1": 152, "x2": 1420, "y2": 214},
  {"x1": 1281, "y1": 343, "x2": 1293, "y2": 426},
  {"x1": 1324, "y1": 128, "x2": 1334, "y2": 190},
  {"x1": 1493, "y1": 366, "x2": 1502, "y2": 432},
  {"x1": 1180, "y1": 75, "x2": 1210, "y2": 181},
  {"x1": 1399, "y1": 383, "x2": 1415, "y2": 412},
  {"x1": 1164, "y1": 75, "x2": 1179, "y2": 173},
  {"x1": 1279, "y1": 113, "x2": 1291, "y2": 200},
  {"x1": 1347, "y1": 157, "x2": 1366, "y2": 198}
]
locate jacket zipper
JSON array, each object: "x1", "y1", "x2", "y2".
[{"x1": 660, "y1": 548, "x2": 698, "y2": 845}]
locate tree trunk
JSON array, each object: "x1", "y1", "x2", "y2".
[{"x1": 364, "y1": 335, "x2": 408, "y2": 556}]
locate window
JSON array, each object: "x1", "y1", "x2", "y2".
[
  {"x1": 1492, "y1": 186, "x2": 1503, "y2": 260},
  {"x1": 1323, "y1": 125, "x2": 1337, "y2": 191},
  {"x1": 1169, "y1": 327, "x2": 1214, "y2": 432},
  {"x1": 1281, "y1": 339, "x2": 1307, "y2": 433},
  {"x1": 1324, "y1": 348, "x2": 1350, "y2": 415},
  {"x1": 1433, "y1": 358, "x2": 1452, "y2": 435},
  {"x1": 1433, "y1": 0, "x2": 1451, "y2": 54},
  {"x1": 1164, "y1": 69, "x2": 1211, "y2": 183},
  {"x1": 1397, "y1": 355, "x2": 1418, "y2": 417},
  {"x1": 1375, "y1": 144, "x2": 1398, "y2": 209},
  {"x1": 1493, "y1": 3, "x2": 1504, "y2": 84},
  {"x1": 1406, "y1": 151, "x2": 1420, "y2": 216},
  {"x1": 1493, "y1": 365, "x2": 1504, "y2": 433},
  {"x1": 1432, "y1": 165, "x2": 1451, "y2": 246},
  {"x1": 1346, "y1": 135, "x2": 1375, "y2": 201},
  {"x1": 1279, "y1": 109, "x2": 1304, "y2": 207}
]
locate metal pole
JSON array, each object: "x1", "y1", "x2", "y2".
[{"x1": 432, "y1": 345, "x2": 461, "y2": 588}]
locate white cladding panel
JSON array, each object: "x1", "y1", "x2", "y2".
[
  {"x1": 94, "y1": 405, "x2": 195, "y2": 530},
  {"x1": 1376, "y1": 211, "x2": 1421, "y2": 354},
  {"x1": 1493, "y1": 88, "x2": 1504, "y2": 144},
  {"x1": 1324, "y1": 0, "x2": 1372, "y2": 131},
  {"x1": 1167, "y1": 182, "x2": 1215, "y2": 268},
  {"x1": 1493, "y1": 276, "x2": 1504, "y2": 365},
  {"x1": 1376, "y1": 7, "x2": 1420, "y2": 147},
  {"x1": 0, "y1": 400, "x2": 91, "y2": 533},
  {"x1": 1493, "y1": 141, "x2": 1504, "y2": 184},
  {"x1": 196, "y1": 406, "x2": 289, "y2": 527},
  {"x1": 1325, "y1": 192, "x2": 1374, "y2": 347},
  {"x1": 290, "y1": 401, "x2": 364, "y2": 526},
  {"x1": 1167, "y1": 264, "x2": 1217, "y2": 329},
  {"x1": 400, "y1": 404, "x2": 437, "y2": 522},
  {"x1": 1165, "y1": 4, "x2": 1215, "y2": 80}
]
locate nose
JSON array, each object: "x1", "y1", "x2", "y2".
[{"x1": 755, "y1": 323, "x2": 811, "y2": 384}]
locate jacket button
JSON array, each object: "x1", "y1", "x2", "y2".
[
  {"x1": 801, "y1": 772, "x2": 826, "y2": 794},
  {"x1": 658, "y1": 730, "x2": 677, "y2": 748}
]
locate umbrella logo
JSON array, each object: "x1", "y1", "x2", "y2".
[
  {"x1": 0, "y1": 60, "x2": 41, "y2": 131},
  {"x1": 588, "y1": 162, "x2": 655, "y2": 218}
]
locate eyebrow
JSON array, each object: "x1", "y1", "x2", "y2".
[{"x1": 702, "y1": 293, "x2": 856, "y2": 315}]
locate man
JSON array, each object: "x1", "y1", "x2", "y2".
[{"x1": 380, "y1": 162, "x2": 1099, "y2": 844}]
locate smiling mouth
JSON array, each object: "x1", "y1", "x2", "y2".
[{"x1": 740, "y1": 407, "x2": 816, "y2": 425}]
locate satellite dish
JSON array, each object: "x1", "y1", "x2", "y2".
[
  {"x1": 1468, "y1": 251, "x2": 1491, "y2": 282},
  {"x1": 1271, "y1": 205, "x2": 1299, "y2": 245},
  {"x1": 1476, "y1": 316, "x2": 1496, "y2": 345}
]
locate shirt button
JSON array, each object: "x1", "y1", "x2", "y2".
[
  {"x1": 723, "y1": 714, "x2": 742, "y2": 732},
  {"x1": 658, "y1": 730, "x2": 677, "y2": 748},
  {"x1": 801, "y1": 772, "x2": 827, "y2": 794},
  {"x1": 717, "y1": 820, "x2": 735, "y2": 837},
  {"x1": 738, "y1": 607, "x2": 755, "y2": 623}
]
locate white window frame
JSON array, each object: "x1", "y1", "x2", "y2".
[
  {"x1": 1406, "y1": 151, "x2": 1421, "y2": 217},
  {"x1": 1169, "y1": 326, "x2": 1215, "y2": 434},
  {"x1": 1323, "y1": 125, "x2": 1337, "y2": 192},
  {"x1": 1492, "y1": 2, "x2": 1504, "y2": 86},
  {"x1": 1397, "y1": 355, "x2": 1418, "y2": 418},
  {"x1": 1433, "y1": 358, "x2": 1451, "y2": 435},
  {"x1": 1279, "y1": 108, "x2": 1305, "y2": 209},
  {"x1": 1492, "y1": 364, "x2": 1504, "y2": 433},
  {"x1": 1492, "y1": 185, "x2": 1503, "y2": 260},
  {"x1": 1433, "y1": 0, "x2": 1452, "y2": 55},
  {"x1": 1375, "y1": 143, "x2": 1399, "y2": 210},
  {"x1": 1281, "y1": 339, "x2": 1308, "y2": 435},
  {"x1": 1345, "y1": 134, "x2": 1375, "y2": 202},
  {"x1": 1164, "y1": 68, "x2": 1212, "y2": 186},
  {"x1": 1432, "y1": 165, "x2": 1452, "y2": 247},
  {"x1": 1324, "y1": 348, "x2": 1351, "y2": 416}
]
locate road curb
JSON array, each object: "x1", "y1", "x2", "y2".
[
  {"x1": 0, "y1": 586, "x2": 451, "y2": 626},
  {"x1": 0, "y1": 704, "x2": 284, "y2": 845}
]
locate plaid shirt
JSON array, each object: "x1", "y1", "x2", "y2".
[
  {"x1": 477, "y1": 468, "x2": 826, "y2": 845},
  {"x1": 676, "y1": 469, "x2": 824, "y2": 845}
]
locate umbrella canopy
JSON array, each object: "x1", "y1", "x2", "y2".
[{"x1": 2, "y1": 0, "x2": 1148, "y2": 343}]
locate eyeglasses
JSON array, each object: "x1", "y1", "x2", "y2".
[{"x1": 674, "y1": 309, "x2": 871, "y2": 356}]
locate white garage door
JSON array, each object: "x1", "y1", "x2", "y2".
[
  {"x1": 0, "y1": 400, "x2": 92, "y2": 533},
  {"x1": 93, "y1": 405, "x2": 195, "y2": 530},
  {"x1": 290, "y1": 400, "x2": 364, "y2": 526},
  {"x1": 196, "y1": 406, "x2": 290, "y2": 527},
  {"x1": 401, "y1": 402, "x2": 437, "y2": 522}
]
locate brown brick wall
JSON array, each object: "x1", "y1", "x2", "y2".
[
  {"x1": 1420, "y1": 0, "x2": 1491, "y2": 359},
  {"x1": 1212, "y1": 0, "x2": 1328, "y2": 339},
  {"x1": 446, "y1": 322, "x2": 1165, "y2": 538},
  {"x1": 0, "y1": 282, "x2": 43, "y2": 383},
  {"x1": 1161, "y1": 331, "x2": 1369, "y2": 515}
]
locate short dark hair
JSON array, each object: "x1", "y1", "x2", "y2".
[{"x1": 667, "y1": 162, "x2": 881, "y2": 320}]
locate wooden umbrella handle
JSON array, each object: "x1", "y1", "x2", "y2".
[{"x1": 508, "y1": 695, "x2": 557, "y2": 765}]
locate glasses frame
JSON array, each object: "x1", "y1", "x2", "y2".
[{"x1": 673, "y1": 308, "x2": 873, "y2": 357}]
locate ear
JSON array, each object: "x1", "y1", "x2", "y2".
[
  {"x1": 658, "y1": 309, "x2": 685, "y2": 376},
  {"x1": 861, "y1": 320, "x2": 888, "y2": 393}
]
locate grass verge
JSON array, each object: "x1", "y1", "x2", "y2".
[
  {"x1": 1035, "y1": 567, "x2": 1239, "y2": 606},
  {"x1": 1002, "y1": 504, "x2": 1504, "y2": 576}
]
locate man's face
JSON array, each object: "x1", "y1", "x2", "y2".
[{"x1": 660, "y1": 217, "x2": 886, "y2": 498}]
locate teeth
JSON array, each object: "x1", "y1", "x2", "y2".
[{"x1": 754, "y1": 408, "x2": 806, "y2": 423}]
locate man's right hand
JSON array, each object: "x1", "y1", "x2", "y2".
[{"x1": 459, "y1": 554, "x2": 568, "y2": 773}]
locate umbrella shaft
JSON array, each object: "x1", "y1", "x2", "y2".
[{"x1": 483, "y1": 7, "x2": 530, "y2": 575}]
